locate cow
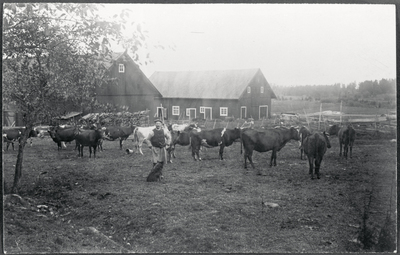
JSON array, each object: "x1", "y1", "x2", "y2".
[
  {"x1": 166, "y1": 124, "x2": 200, "y2": 162},
  {"x1": 298, "y1": 126, "x2": 312, "y2": 160},
  {"x1": 190, "y1": 127, "x2": 242, "y2": 161},
  {"x1": 75, "y1": 127, "x2": 106, "y2": 158},
  {"x1": 132, "y1": 126, "x2": 156, "y2": 155},
  {"x1": 240, "y1": 127, "x2": 300, "y2": 173},
  {"x1": 167, "y1": 123, "x2": 189, "y2": 132},
  {"x1": 74, "y1": 124, "x2": 103, "y2": 151},
  {"x1": 338, "y1": 125, "x2": 356, "y2": 159},
  {"x1": 328, "y1": 124, "x2": 340, "y2": 136},
  {"x1": 303, "y1": 132, "x2": 331, "y2": 179},
  {"x1": 103, "y1": 125, "x2": 136, "y2": 150},
  {"x1": 48, "y1": 126, "x2": 79, "y2": 150},
  {"x1": 3, "y1": 129, "x2": 22, "y2": 150},
  {"x1": 167, "y1": 131, "x2": 190, "y2": 162},
  {"x1": 3, "y1": 127, "x2": 39, "y2": 150}
]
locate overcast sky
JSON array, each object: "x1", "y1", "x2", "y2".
[{"x1": 99, "y1": 4, "x2": 396, "y2": 87}]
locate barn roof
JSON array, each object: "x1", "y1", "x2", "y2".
[
  {"x1": 149, "y1": 69, "x2": 275, "y2": 99},
  {"x1": 102, "y1": 51, "x2": 126, "y2": 70}
]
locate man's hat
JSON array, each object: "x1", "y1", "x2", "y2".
[{"x1": 154, "y1": 119, "x2": 162, "y2": 123}]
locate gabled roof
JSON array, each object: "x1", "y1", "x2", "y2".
[
  {"x1": 149, "y1": 69, "x2": 273, "y2": 100},
  {"x1": 102, "y1": 51, "x2": 127, "y2": 70}
]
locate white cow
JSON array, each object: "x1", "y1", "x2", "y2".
[
  {"x1": 132, "y1": 126, "x2": 155, "y2": 154},
  {"x1": 170, "y1": 123, "x2": 189, "y2": 132},
  {"x1": 128, "y1": 125, "x2": 174, "y2": 155}
]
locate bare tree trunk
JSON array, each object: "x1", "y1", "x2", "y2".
[{"x1": 11, "y1": 127, "x2": 30, "y2": 194}]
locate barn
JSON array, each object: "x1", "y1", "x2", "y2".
[
  {"x1": 95, "y1": 51, "x2": 161, "y2": 121},
  {"x1": 149, "y1": 69, "x2": 276, "y2": 121}
]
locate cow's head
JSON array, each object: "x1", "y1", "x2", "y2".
[
  {"x1": 290, "y1": 127, "x2": 300, "y2": 141},
  {"x1": 323, "y1": 131, "x2": 332, "y2": 149}
]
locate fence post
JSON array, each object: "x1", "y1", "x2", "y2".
[
  {"x1": 318, "y1": 103, "x2": 322, "y2": 130},
  {"x1": 213, "y1": 119, "x2": 217, "y2": 129}
]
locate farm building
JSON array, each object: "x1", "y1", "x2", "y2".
[
  {"x1": 95, "y1": 51, "x2": 162, "y2": 122},
  {"x1": 149, "y1": 69, "x2": 276, "y2": 121}
]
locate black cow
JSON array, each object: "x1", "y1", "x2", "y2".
[
  {"x1": 338, "y1": 125, "x2": 356, "y2": 159},
  {"x1": 103, "y1": 125, "x2": 136, "y2": 149},
  {"x1": 167, "y1": 130, "x2": 191, "y2": 163},
  {"x1": 328, "y1": 124, "x2": 340, "y2": 136},
  {"x1": 3, "y1": 129, "x2": 22, "y2": 150},
  {"x1": 190, "y1": 127, "x2": 242, "y2": 161},
  {"x1": 3, "y1": 127, "x2": 39, "y2": 150},
  {"x1": 241, "y1": 127, "x2": 300, "y2": 173},
  {"x1": 48, "y1": 126, "x2": 79, "y2": 150},
  {"x1": 75, "y1": 127, "x2": 105, "y2": 158},
  {"x1": 298, "y1": 126, "x2": 312, "y2": 160},
  {"x1": 303, "y1": 132, "x2": 331, "y2": 179}
]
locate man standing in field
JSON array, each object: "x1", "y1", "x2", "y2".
[{"x1": 145, "y1": 119, "x2": 171, "y2": 181}]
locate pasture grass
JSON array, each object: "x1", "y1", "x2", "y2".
[{"x1": 3, "y1": 133, "x2": 397, "y2": 253}]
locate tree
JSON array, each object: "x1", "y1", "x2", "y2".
[{"x1": 3, "y1": 3, "x2": 149, "y2": 193}]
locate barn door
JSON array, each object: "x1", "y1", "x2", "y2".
[
  {"x1": 157, "y1": 107, "x2": 167, "y2": 120},
  {"x1": 186, "y1": 108, "x2": 196, "y2": 120},
  {"x1": 259, "y1": 105, "x2": 268, "y2": 119},
  {"x1": 204, "y1": 107, "x2": 212, "y2": 120}
]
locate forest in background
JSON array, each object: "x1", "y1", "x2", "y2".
[{"x1": 271, "y1": 78, "x2": 396, "y2": 109}]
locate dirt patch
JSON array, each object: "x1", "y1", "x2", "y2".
[{"x1": 3, "y1": 135, "x2": 397, "y2": 252}]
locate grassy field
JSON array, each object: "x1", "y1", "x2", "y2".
[{"x1": 3, "y1": 129, "x2": 397, "y2": 253}]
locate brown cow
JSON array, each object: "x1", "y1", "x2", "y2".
[
  {"x1": 298, "y1": 126, "x2": 312, "y2": 160},
  {"x1": 241, "y1": 127, "x2": 300, "y2": 174},
  {"x1": 338, "y1": 125, "x2": 356, "y2": 159},
  {"x1": 303, "y1": 132, "x2": 331, "y2": 179}
]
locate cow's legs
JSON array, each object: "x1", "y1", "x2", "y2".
[
  {"x1": 119, "y1": 139, "x2": 123, "y2": 150},
  {"x1": 339, "y1": 141, "x2": 342, "y2": 156},
  {"x1": 315, "y1": 157, "x2": 322, "y2": 179},
  {"x1": 243, "y1": 151, "x2": 247, "y2": 169},
  {"x1": 219, "y1": 144, "x2": 225, "y2": 160},
  {"x1": 349, "y1": 143, "x2": 353, "y2": 158},
  {"x1": 247, "y1": 150, "x2": 255, "y2": 169},
  {"x1": 93, "y1": 146, "x2": 97, "y2": 158},
  {"x1": 269, "y1": 150, "x2": 277, "y2": 167},
  {"x1": 308, "y1": 156, "x2": 314, "y2": 179},
  {"x1": 344, "y1": 144, "x2": 348, "y2": 159},
  {"x1": 137, "y1": 140, "x2": 144, "y2": 155}
]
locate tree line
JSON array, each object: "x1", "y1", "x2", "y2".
[{"x1": 271, "y1": 78, "x2": 396, "y2": 103}]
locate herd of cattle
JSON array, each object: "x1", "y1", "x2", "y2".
[{"x1": 3, "y1": 122, "x2": 356, "y2": 179}]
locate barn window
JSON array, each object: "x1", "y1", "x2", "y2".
[
  {"x1": 200, "y1": 107, "x2": 205, "y2": 113},
  {"x1": 247, "y1": 86, "x2": 251, "y2": 93},
  {"x1": 119, "y1": 64, "x2": 125, "y2": 73},
  {"x1": 172, "y1": 106, "x2": 180, "y2": 115},
  {"x1": 220, "y1": 107, "x2": 228, "y2": 116},
  {"x1": 261, "y1": 86, "x2": 264, "y2": 93}
]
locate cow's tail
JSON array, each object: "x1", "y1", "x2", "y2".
[
  {"x1": 240, "y1": 133, "x2": 243, "y2": 154},
  {"x1": 315, "y1": 134, "x2": 319, "y2": 159}
]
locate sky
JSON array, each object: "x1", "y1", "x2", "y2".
[{"x1": 99, "y1": 4, "x2": 396, "y2": 87}]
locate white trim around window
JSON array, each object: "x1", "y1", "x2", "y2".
[
  {"x1": 172, "y1": 106, "x2": 180, "y2": 116},
  {"x1": 247, "y1": 86, "x2": 251, "y2": 93},
  {"x1": 240, "y1": 106, "x2": 247, "y2": 119},
  {"x1": 118, "y1": 64, "x2": 125, "y2": 73},
  {"x1": 261, "y1": 86, "x2": 264, "y2": 93},
  {"x1": 220, "y1": 107, "x2": 228, "y2": 117}
]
